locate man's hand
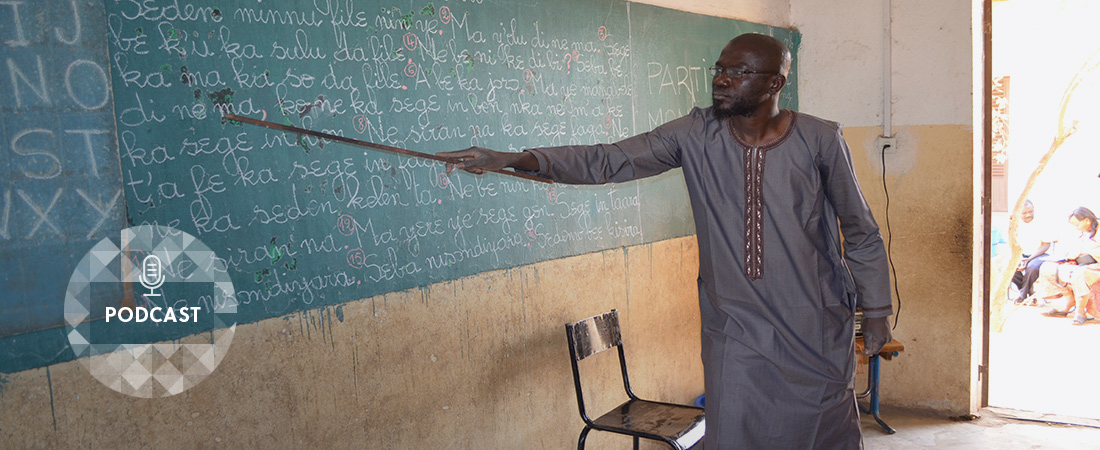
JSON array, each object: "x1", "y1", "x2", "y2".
[
  {"x1": 861, "y1": 316, "x2": 892, "y2": 356},
  {"x1": 438, "y1": 147, "x2": 537, "y2": 174}
]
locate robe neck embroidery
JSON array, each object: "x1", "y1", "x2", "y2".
[{"x1": 728, "y1": 110, "x2": 797, "y2": 280}]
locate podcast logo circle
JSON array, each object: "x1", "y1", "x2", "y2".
[{"x1": 64, "y1": 225, "x2": 237, "y2": 398}]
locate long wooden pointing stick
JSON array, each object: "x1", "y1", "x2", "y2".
[{"x1": 225, "y1": 113, "x2": 553, "y2": 184}]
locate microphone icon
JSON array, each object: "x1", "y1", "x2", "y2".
[{"x1": 140, "y1": 254, "x2": 164, "y2": 297}]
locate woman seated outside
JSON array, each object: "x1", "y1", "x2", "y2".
[
  {"x1": 1031, "y1": 207, "x2": 1100, "y2": 325},
  {"x1": 1064, "y1": 265, "x2": 1100, "y2": 325}
]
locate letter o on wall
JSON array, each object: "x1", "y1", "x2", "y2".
[{"x1": 65, "y1": 59, "x2": 110, "y2": 110}]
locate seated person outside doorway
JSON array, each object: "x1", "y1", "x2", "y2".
[
  {"x1": 1014, "y1": 200, "x2": 1057, "y2": 304},
  {"x1": 1028, "y1": 207, "x2": 1100, "y2": 324}
]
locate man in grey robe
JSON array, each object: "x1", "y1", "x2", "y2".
[{"x1": 442, "y1": 33, "x2": 894, "y2": 449}]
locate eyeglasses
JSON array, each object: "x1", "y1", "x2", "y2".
[{"x1": 708, "y1": 66, "x2": 778, "y2": 79}]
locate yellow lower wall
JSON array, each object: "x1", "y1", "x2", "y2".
[
  {"x1": 1, "y1": 237, "x2": 703, "y2": 448},
  {"x1": 845, "y1": 124, "x2": 976, "y2": 414}
]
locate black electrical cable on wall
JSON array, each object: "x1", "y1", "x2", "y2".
[{"x1": 882, "y1": 142, "x2": 902, "y2": 330}]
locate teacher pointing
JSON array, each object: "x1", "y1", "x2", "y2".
[{"x1": 441, "y1": 33, "x2": 893, "y2": 448}]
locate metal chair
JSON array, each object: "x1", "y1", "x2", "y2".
[{"x1": 565, "y1": 310, "x2": 705, "y2": 450}]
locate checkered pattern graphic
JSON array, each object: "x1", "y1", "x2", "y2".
[{"x1": 64, "y1": 225, "x2": 237, "y2": 398}]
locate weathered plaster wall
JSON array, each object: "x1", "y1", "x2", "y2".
[
  {"x1": 0, "y1": 237, "x2": 703, "y2": 448},
  {"x1": 792, "y1": 0, "x2": 976, "y2": 414},
  {"x1": 844, "y1": 125, "x2": 976, "y2": 412},
  {"x1": 630, "y1": 0, "x2": 790, "y2": 26}
]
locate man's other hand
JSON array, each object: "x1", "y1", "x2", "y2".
[{"x1": 861, "y1": 316, "x2": 892, "y2": 356}]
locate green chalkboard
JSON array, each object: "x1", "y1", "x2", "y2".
[
  {"x1": 0, "y1": 0, "x2": 126, "y2": 345},
  {"x1": 0, "y1": 0, "x2": 799, "y2": 373}
]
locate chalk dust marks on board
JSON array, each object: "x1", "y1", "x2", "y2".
[{"x1": 207, "y1": 87, "x2": 236, "y2": 124}]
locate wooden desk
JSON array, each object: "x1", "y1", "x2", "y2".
[{"x1": 854, "y1": 338, "x2": 905, "y2": 434}]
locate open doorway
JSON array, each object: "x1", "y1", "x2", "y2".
[{"x1": 988, "y1": 0, "x2": 1100, "y2": 421}]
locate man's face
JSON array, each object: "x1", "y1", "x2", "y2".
[
  {"x1": 711, "y1": 44, "x2": 777, "y2": 119},
  {"x1": 1021, "y1": 203, "x2": 1034, "y2": 223}
]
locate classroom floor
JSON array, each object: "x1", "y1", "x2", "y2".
[{"x1": 861, "y1": 406, "x2": 1100, "y2": 449}]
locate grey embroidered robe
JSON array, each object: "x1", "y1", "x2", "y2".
[{"x1": 528, "y1": 107, "x2": 893, "y2": 449}]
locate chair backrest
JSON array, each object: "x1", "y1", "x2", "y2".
[
  {"x1": 567, "y1": 310, "x2": 622, "y2": 361},
  {"x1": 566, "y1": 310, "x2": 635, "y2": 424}
]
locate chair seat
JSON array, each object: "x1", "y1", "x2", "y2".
[
  {"x1": 591, "y1": 399, "x2": 705, "y2": 449},
  {"x1": 567, "y1": 311, "x2": 706, "y2": 449}
]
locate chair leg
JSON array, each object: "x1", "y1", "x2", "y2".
[
  {"x1": 633, "y1": 436, "x2": 639, "y2": 450},
  {"x1": 867, "y1": 355, "x2": 897, "y2": 434},
  {"x1": 578, "y1": 427, "x2": 591, "y2": 450}
]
